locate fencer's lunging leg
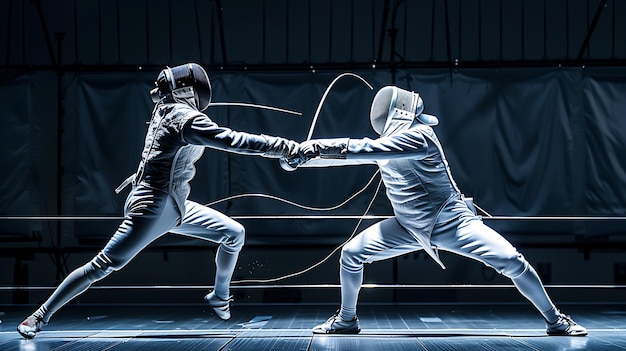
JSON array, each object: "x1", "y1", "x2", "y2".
[
  {"x1": 339, "y1": 218, "x2": 421, "y2": 321},
  {"x1": 24, "y1": 194, "x2": 179, "y2": 332},
  {"x1": 36, "y1": 252, "x2": 116, "y2": 323},
  {"x1": 213, "y1": 228, "x2": 245, "y2": 299},
  {"x1": 172, "y1": 201, "x2": 244, "y2": 320},
  {"x1": 339, "y1": 257, "x2": 363, "y2": 321},
  {"x1": 510, "y1": 264, "x2": 559, "y2": 323},
  {"x1": 174, "y1": 201, "x2": 246, "y2": 301},
  {"x1": 17, "y1": 253, "x2": 120, "y2": 339},
  {"x1": 339, "y1": 228, "x2": 375, "y2": 321},
  {"x1": 433, "y1": 215, "x2": 559, "y2": 323},
  {"x1": 204, "y1": 240, "x2": 241, "y2": 321}
]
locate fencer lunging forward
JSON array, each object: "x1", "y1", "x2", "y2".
[
  {"x1": 17, "y1": 63, "x2": 299, "y2": 339},
  {"x1": 287, "y1": 86, "x2": 587, "y2": 336}
]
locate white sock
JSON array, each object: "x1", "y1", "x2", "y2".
[
  {"x1": 339, "y1": 306, "x2": 357, "y2": 321},
  {"x1": 213, "y1": 246, "x2": 239, "y2": 300}
]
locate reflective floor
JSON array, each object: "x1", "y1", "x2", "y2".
[{"x1": 1, "y1": 303, "x2": 625, "y2": 350}]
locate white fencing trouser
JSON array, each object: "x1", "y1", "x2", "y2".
[
  {"x1": 338, "y1": 198, "x2": 559, "y2": 323},
  {"x1": 35, "y1": 186, "x2": 244, "y2": 323}
]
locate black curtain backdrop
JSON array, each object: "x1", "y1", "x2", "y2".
[{"x1": 1, "y1": 67, "x2": 625, "y2": 247}]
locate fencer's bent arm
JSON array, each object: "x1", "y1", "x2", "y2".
[{"x1": 182, "y1": 114, "x2": 291, "y2": 158}]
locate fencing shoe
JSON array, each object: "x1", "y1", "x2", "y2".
[
  {"x1": 312, "y1": 311, "x2": 361, "y2": 334},
  {"x1": 546, "y1": 313, "x2": 588, "y2": 336},
  {"x1": 204, "y1": 291, "x2": 232, "y2": 321},
  {"x1": 17, "y1": 315, "x2": 46, "y2": 339}
]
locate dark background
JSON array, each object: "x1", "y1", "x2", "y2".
[{"x1": 1, "y1": 0, "x2": 625, "y2": 306}]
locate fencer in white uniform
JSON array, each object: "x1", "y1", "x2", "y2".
[
  {"x1": 287, "y1": 86, "x2": 587, "y2": 336},
  {"x1": 17, "y1": 63, "x2": 299, "y2": 339}
]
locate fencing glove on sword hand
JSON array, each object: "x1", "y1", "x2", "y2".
[
  {"x1": 280, "y1": 138, "x2": 351, "y2": 171},
  {"x1": 300, "y1": 139, "x2": 349, "y2": 160},
  {"x1": 263, "y1": 135, "x2": 300, "y2": 159},
  {"x1": 279, "y1": 138, "x2": 345, "y2": 171}
]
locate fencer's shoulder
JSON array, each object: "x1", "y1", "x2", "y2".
[
  {"x1": 167, "y1": 103, "x2": 204, "y2": 121},
  {"x1": 169, "y1": 102, "x2": 199, "y2": 114},
  {"x1": 394, "y1": 124, "x2": 433, "y2": 138},
  {"x1": 389, "y1": 125, "x2": 440, "y2": 150},
  {"x1": 408, "y1": 124, "x2": 439, "y2": 139},
  {"x1": 156, "y1": 102, "x2": 193, "y2": 115},
  {"x1": 155, "y1": 103, "x2": 205, "y2": 132}
]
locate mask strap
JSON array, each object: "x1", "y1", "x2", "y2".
[{"x1": 411, "y1": 92, "x2": 419, "y2": 116}]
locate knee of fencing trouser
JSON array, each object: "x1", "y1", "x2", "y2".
[
  {"x1": 83, "y1": 252, "x2": 119, "y2": 282},
  {"x1": 220, "y1": 223, "x2": 245, "y2": 254},
  {"x1": 340, "y1": 243, "x2": 365, "y2": 274},
  {"x1": 498, "y1": 252, "x2": 529, "y2": 279}
]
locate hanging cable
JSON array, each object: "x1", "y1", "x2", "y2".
[
  {"x1": 307, "y1": 72, "x2": 373, "y2": 140},
  {"x1": 205, "y1": 169, "x2": 380, "y2": 211}
]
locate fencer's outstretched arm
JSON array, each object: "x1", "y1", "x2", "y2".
[
  {"x1": 286, "y1": 128, "x2": 430, "y2": 169},
  {"x1": 182, "y1": 114, "x2": 298, "y2": 158}
]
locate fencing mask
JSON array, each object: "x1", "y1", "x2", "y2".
[
  {"x1": 369, "y1": 86, "x2": 438, "y2": 136},
  {"x1": 150, "y1": 63, "x2": 212, "y2": 111}
]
